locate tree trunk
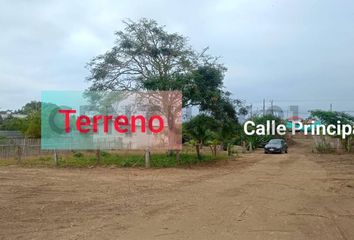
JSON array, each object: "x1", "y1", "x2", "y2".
[
  {"x1": 195, "y1": 144, "x2": 201, "y2": 159},
  {"x1": 209, "y1": 145, "x2": 217, "y2": 157},
  {"x1": 227, "y1": 143, "x2": 232, "y2": 156}
]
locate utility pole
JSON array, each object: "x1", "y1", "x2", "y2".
[
  {"x1": 263, "y1": 99, "x2": 266, "y2": 116},
  {"x1": 330, "y1": 103, "x2": 333, "y2": 112},
  {"x1": 271, "y1": 100, "x2": 274, "y2": 116}
]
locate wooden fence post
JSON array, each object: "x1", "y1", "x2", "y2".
[
  {"x1": 53, "y1": 149, "x2": 58, "y2": 166},
  {"x1": 176, "y1": 150, "x2": 180, "y2": 165},
  {"x1": 144, "y1": 147, "x2": 150, "y2": 168},
  {"x1": 22, "y1": 138, "x2": 26, "y2": 161},
  {"x1": 16, "y1": 145, "x2": 22, "y2": 164},
  {"x1": 96, "y1": 149, "x2": 101, "y2": 165}
]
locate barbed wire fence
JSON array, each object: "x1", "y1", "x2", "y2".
[{"x1": 0, "y1": 138, "x2": 53, "y2": 162}]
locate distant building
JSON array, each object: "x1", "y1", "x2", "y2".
[
  {"x1": 287, "y1": 116, "x2": 303, "y2": 122},
  {"x1": 0, "y1": 112, "x2": 27, "y2": 119},
  {"x1": 11, "y1": 114, "x2": 27, "y2": 119},
  {"x1": 0, "y1": 110, "x2": 12, "y2": 119}
]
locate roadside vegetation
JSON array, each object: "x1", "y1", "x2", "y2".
[
  {"x1": 241, "y1": 114, "x2": 286, "y2": 150},
  {"x1": 0, "y1": 149, "x2": 230, "y2": 168},
  {"x1": 311, "y1": 110, "x2": 354, "y2": 153},
  {"x1": 0, "y1": 101, "x2": 41, "y2": 138}
]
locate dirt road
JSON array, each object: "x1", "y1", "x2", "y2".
[{"x1": 1, "y1": 137, "x2": 354, "y2": 240}]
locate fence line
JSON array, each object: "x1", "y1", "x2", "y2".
[{"x1": 0, "y1": 138, "x2": 54, "y2": 160}]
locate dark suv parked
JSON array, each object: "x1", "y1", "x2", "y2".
[{"x1": 264, "y1": 139, "x2": 288, "y2": 154}]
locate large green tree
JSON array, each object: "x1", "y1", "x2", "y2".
[
  {"x1": 0, "y1": 101, "x2": 41, "y2": 138},
  {"x1": 183, "y1": 114, "x2": 219, "y2": 159},
  {"x1": 17, "y1": 101, "x2": 41, "y2": 115},
  {"x1": 310, "y1": 110, "x2": 354, "y2": 125},
  {"x1": 87, "y1": 18, "x2": 198, "y2": 93},
  {"x1": 87, "y1": 18, "x2": 240, "y2": 118}
]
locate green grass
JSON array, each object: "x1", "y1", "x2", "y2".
[{"x1": 0, "y1": 150, "x2": 231, "y2": 168}]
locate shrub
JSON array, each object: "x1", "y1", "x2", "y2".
[
  {"x1": 100, "y1": 150, "x2": 111, "y2": 157},
  {"x1": 315, "y1": 142, "x2": 334, "y2": 153},
  {"x1": 73, "y1": 151, "x2": 83, "y2": 158}
]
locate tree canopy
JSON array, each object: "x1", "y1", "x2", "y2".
[
  {"x1": 87, "y1": 18, "x2": 200, "y2": 93},
  {"x1": 310, "y1": 110, "x2": 354, "y2": 125},
  {"x1": 16, "y1": 101, "x2": 41, "y2": 115},
  {"x1": 0, "y1": 101, "x2": 41, "y2": 138},
  {"x1": 87, "y1": 18, "x2": 242, "y2": 121}
]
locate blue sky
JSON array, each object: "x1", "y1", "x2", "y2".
[{"x1": 1, "y1": 0, "x2": 353, "y2": 116}]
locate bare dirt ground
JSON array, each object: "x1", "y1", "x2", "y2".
[{"x1": 1, "y1": 136, "x2": 354, "y2": 240}]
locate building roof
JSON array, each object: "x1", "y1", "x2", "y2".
[{"x1": 287, "y1": 116, "x2": 303, "y2": 121}]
